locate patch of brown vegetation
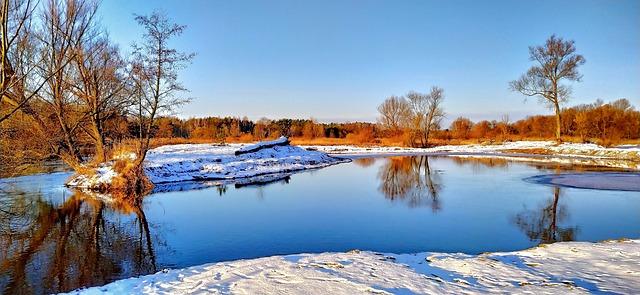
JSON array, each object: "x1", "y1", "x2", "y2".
[
  {"x1": 109, "y1": 162, "x2": 154, "y2": 201},
  {"x1": 502, "y1": 148, "x2": 553, "y2": 155}
]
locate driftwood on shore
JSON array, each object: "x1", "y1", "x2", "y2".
[{"x1": 234, "y1": 137, "x2": 291, "y2": 156}]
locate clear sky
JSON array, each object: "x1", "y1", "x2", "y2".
[{"x1": 98, "y1": 0, "x2": 640, "y2": 123}]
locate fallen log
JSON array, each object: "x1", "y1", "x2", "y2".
[{"x1": 234, "y1": 136, "x2": 291, "y2": 156}]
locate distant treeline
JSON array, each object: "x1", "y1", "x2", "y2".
[
  {"x1": 81, "y1": 97, "x2": 638, "y2": 146},
  {"x1": 446, "y1": 99, "x2": 639, "y2": 145},
  {"x1": 150, "y1": 117, "x2": 377, "y2": 142}
]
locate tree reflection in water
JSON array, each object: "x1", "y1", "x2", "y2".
[
  {"x1": 0, "y1": 191, "x2": 160, "y2": 294},
  {"x1": 378, "y1": 156, "x2": 442, "y2": 211},
  {"x1": 513, "y1": 186, "x2": 578, "y2": 244},
  {"x1": 450, "y1": 156, "x2": 509, "y2": 171},
  {"x1": 353, "y1": 158, "x2": 376, "y2": 168}
]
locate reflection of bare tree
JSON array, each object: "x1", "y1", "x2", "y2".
[
  {"x1": 353, "y1": 158, "x2": 376, "y2": 168},
  {"x1": 513, "y1": 186, "x2": 577, "y2": 244},
  {"x1": 450, "y1": 156, "x2": 509, "y2": 171},
  {"x1": 378, "y1": 156, "x2": 442, "y2": 211},
  {"x1": 0, "y1": 191, "x2": 159, "y2": 294}
]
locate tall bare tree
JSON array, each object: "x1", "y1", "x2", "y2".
[
  {"x1": 377, "y1": 95, "x2": 410, "y2": 134},
  {"x1": 0, "y1": 0, "x2": 39, "y2": 123},
  {"x1": 510, "y1": 35, "x2": 585, "y2": 142},
  {"x1": 33, "y1": 0, "x2": 99, "y2": 169},
  {"x1": 131, "y1": 11, "x2": 194, "y2": 164},
  {"x1": 71, "y1": 36, "x2": 129, "y2": 163},
  {"x1": 406, "y1": 86, "x2": 445, "y2": 147}
]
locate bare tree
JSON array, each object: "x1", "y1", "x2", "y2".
[
  {"x1": 377, "y1": 95, "x2": 410, "y2": 134},
  {"x1": 0, "y1": 0, "x2": 39, "y2": 123},
  {"x1": 71, "y1": 36, "x2": 130, "y2": 163},
  {"x1": 450, "y1": 117, "x2": 473, "y2": 139},
  {"x1": 510, "y1": 35, "x2": 585, "y2": 142},
  {"x1": 33, "y1": 0, "x2": 99, "y2": 170},
  {"x1": 131, "y1": 10, "x2": 194, "y2": 164},
  {"x1": 406, "y1": 86, "x2": 445, "y2": 147}
]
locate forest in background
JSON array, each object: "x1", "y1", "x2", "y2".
[{"x1": 133, "y1": 97, "x2": 640, "y2": 147}]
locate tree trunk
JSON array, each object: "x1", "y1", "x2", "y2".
[
  {"x1": 90, "y1": 117, "x2": 106, "y2": 163},
  {"x1": 424, "y1": 128, "x2": 430, "y2": 148},
  {"x1": 553, "y1": 101, "x2": 562, "y2": 142}
]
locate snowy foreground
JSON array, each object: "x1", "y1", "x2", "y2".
[
  {"x1": 69, "y1": 239, "x2": 640, "y2": 294},
  {"x1": 307, "y1": 141, "x2": 640, "y2": 170}
]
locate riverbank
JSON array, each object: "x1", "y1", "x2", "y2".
[
  {"x1": 65, "y1": 137, "x2": 349, "y2": 189},
  {"x1": 307, "y1": 140, "x2": 640, "y2": 170},
  {"x1": 68, "y1": 239, "x2": 640, "y2": 294},
  {"x1": 64, "y1": 139, "x2": 640, "y2": 191}
]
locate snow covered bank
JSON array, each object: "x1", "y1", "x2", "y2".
[
  {"x1": 66, "y1": 140, "x2": 639, "y2": 189},
  {"x1": 306, "y1": 141, "x2": 640, "y2": 170},
  {"x1": 69, "y1": 239, "x2": 640, "y2": 294},
  {"x1": 66, "y1": 137, "x2": 348, "y2": 189},
  {"x1": 65, "y1": 165, "x2": 118, "y2": 189},
  {"x1": 144, "y1": 138, "x2": 348, "y2": 184}
]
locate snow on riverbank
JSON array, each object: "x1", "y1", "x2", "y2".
[
  {"x1": 69, "y1": 239, "x2": 640, "y2": 294},
  {"x1": 307, "y1": 140, "x2": 640, "y2": 158},
  {"x1": 307, "y1": 141, "x2": 640, "y2": 170},
  {"x1": 65, "y1": 165, "x2": 118, "y2": 189},
  {"x1": 66, "y1": 140, "x2": 640, "y2": 188},
  {"x1": 143, "y1": 139, "x2": 348, "y2": 184},
  {"x1": 66, "y1": 138, "x2": 348, "y2": 188}
]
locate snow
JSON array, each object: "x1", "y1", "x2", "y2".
[
  {"x1": 306, "y1": 141, "x2": 640, "y2": 170},
  {"x1": 235, "y1": 136, "x2": 289, "y2": 154},
  {"x1": 65, "y1": 140, "x2": 347, "y2": 189},
  {"x1": 67, "y1": 239, "x2": 640, "y2": 294},
  {"x1": 306, "y1": 141, "x2": 640, "y2": 158},
  {"x1": 65, "y1": 165, "x2": 117, "y2": 188},
  {"x1": 143, "y1": 142, "x2": 348, "y2": 184},
  {"x1": 66, "y1": 140, "x2": 640, "y2": 189}
]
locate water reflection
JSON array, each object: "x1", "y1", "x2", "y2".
[
  {"x1": 513, "y1": 186, "x2": 578, "y2": 244},
  {"x1": 450, "y1": 156, "x2": 509, "y2": 170},
  {"x1": 0, "y1": 191, "x2": 159, "y2": 294},
  {"x1": 0, "y1": 156, "x2": 637, "y2": 294},
  {"x1": 377, "y1": 156, "x2": 442, "y2": 211},
  {"x1": 152, "y1": 173, "x2": 293, "y2": 194},
  {"x1": 353, "y1": 158, "x2": 376, "y2": 168}
]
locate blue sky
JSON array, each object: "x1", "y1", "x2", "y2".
[{"x1": 99, "y1": 0, "x2": 640, "y2": 123}]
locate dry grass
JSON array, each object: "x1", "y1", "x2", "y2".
[{"x1": 109, "y1": 158, "x2": 153, "y2": 199}]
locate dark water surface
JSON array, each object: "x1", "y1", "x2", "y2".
[{"x1": 1, "y1": 156, "x2": 639, "y2": 294}]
